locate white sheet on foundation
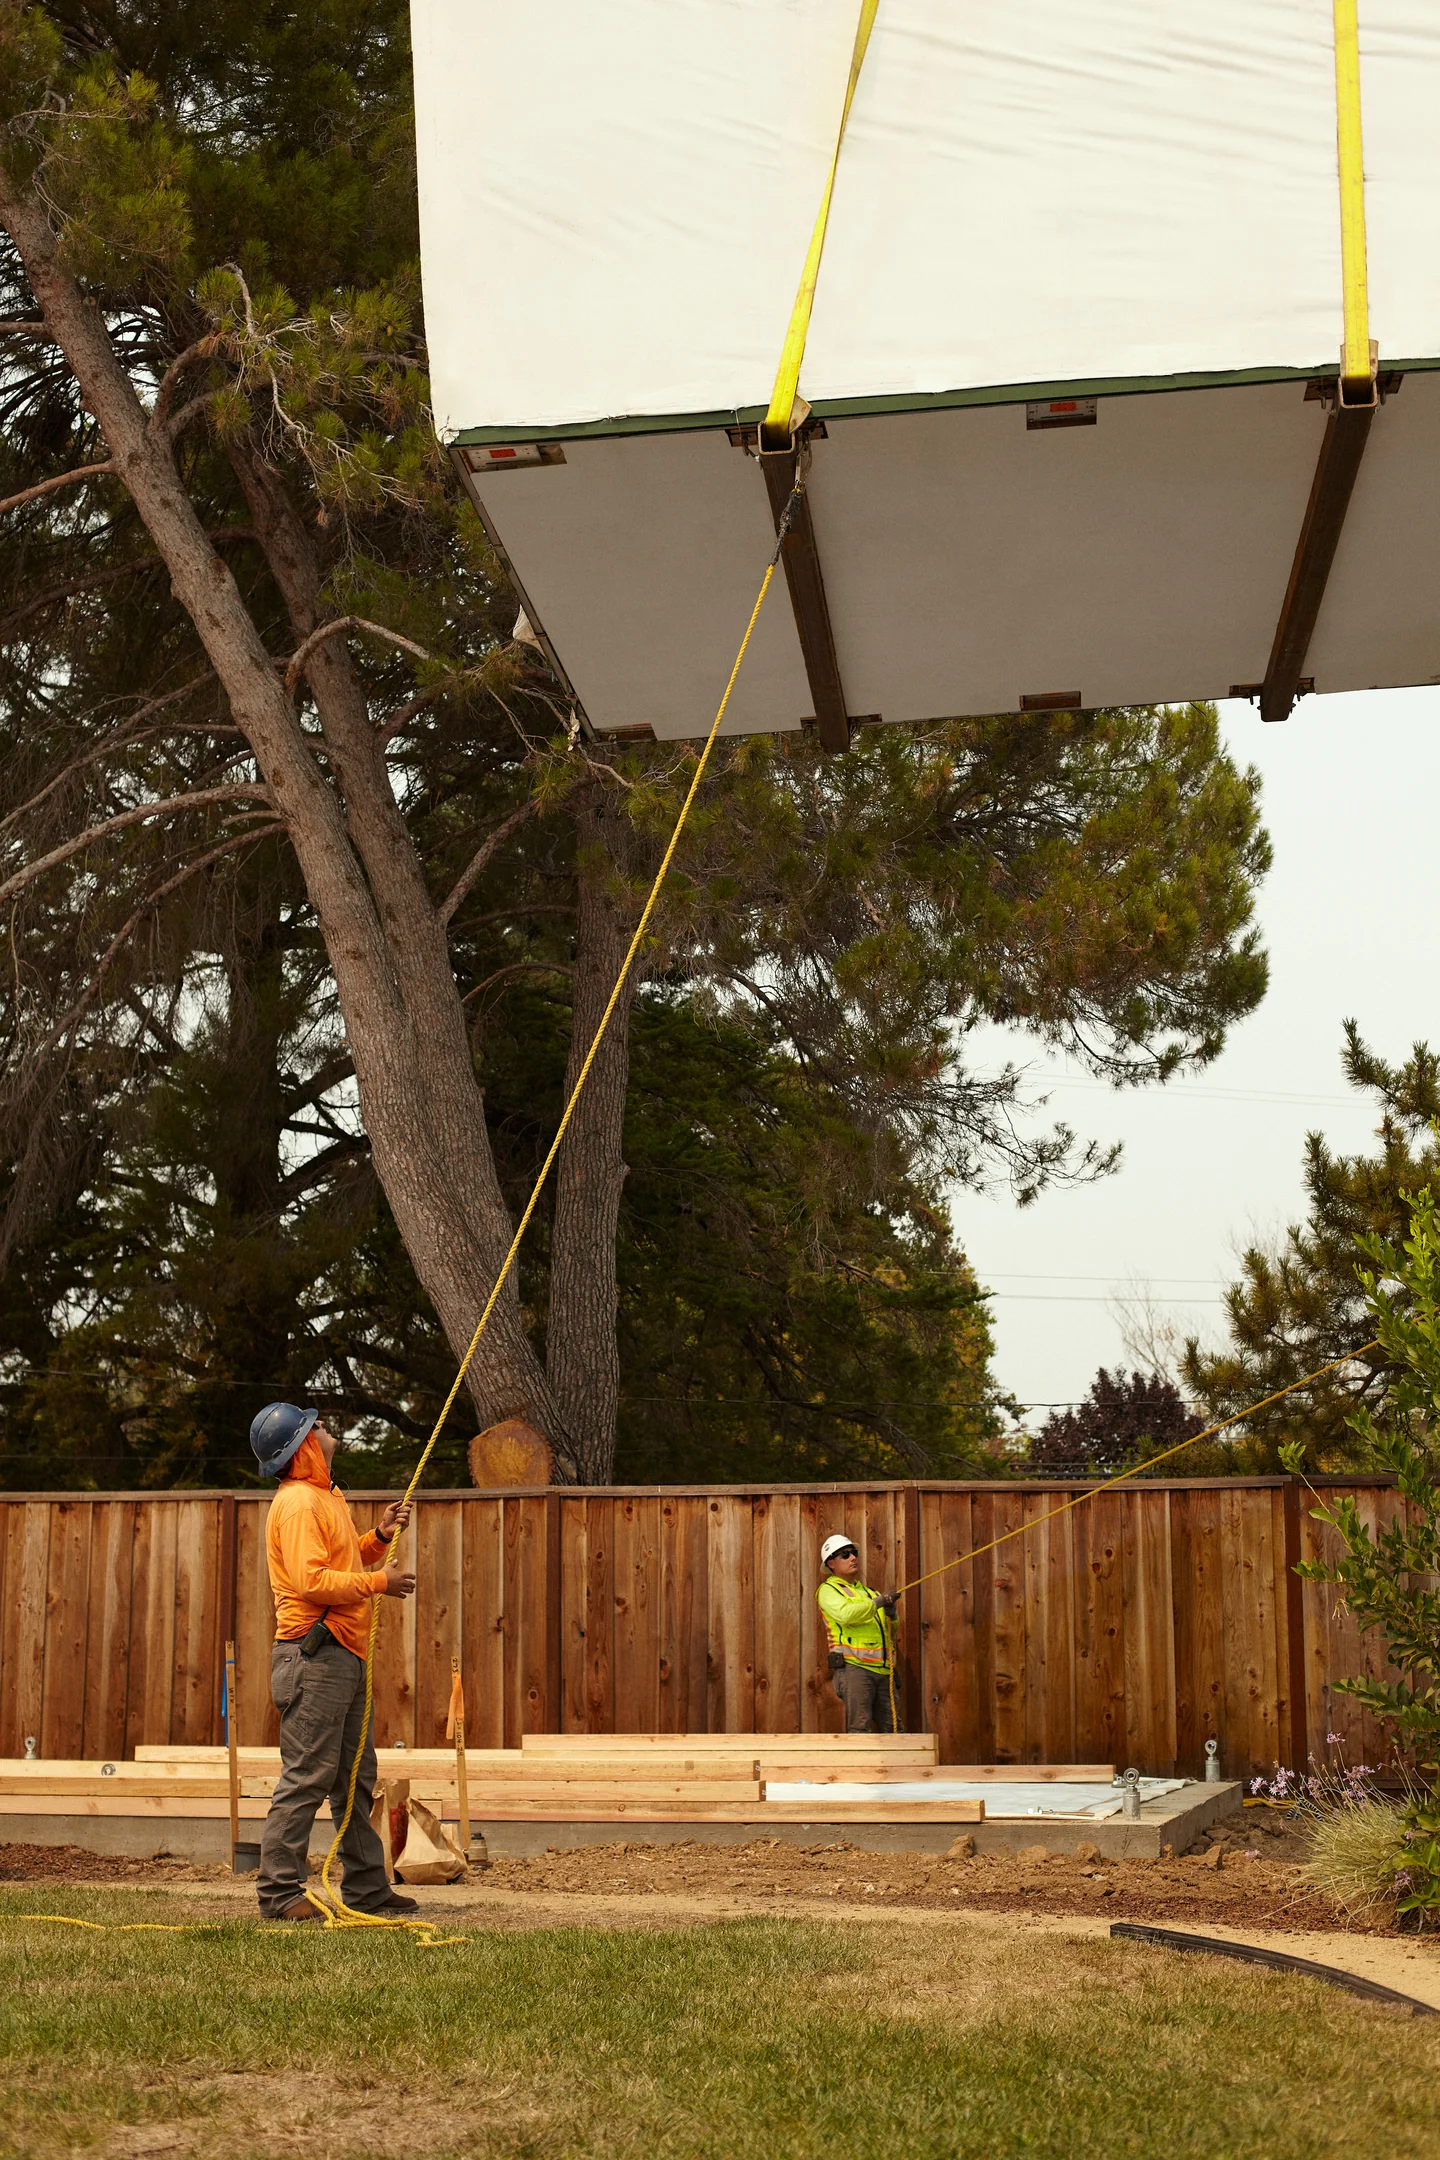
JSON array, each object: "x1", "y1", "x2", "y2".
[
  {"x1": 413, "y1": 0, "x2": 1440, "y2": 435},
  {"x1": 764, "y1": 1778, "x2": 1188, "y2": 1817}
]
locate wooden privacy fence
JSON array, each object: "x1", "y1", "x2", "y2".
[{"x1": 0, "y1": 1477, "x2": 1408, "y2": 1781}]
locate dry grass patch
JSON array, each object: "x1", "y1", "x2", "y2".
[
  {"x1": 1300, "y1": 1798, "x2": 1408, "y2": 1926},
  {"x1": 3, "y1": 1887, "x2": 1439, "y2": 2159}
]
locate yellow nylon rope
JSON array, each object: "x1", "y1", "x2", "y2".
[
  {"x1": 893, "y1": 1341, "x2": 1381, "y2": 1599},
  {"x1": 1, "y1": 542, "x2": 790, "y2": 1956},
  {"x1": 761, "y1": 0, "x2": 878, "y2": 448},
  {"x1": 4, "y1": 8, "x2": 877, "y2": 1954},
  {"x1": 301, "y1": 548, "x2": 791, "y2": 1944}
]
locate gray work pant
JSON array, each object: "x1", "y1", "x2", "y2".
[
  {"x1": 834, "y1": 1661, "x2": 901, "y2": 1733},
  {"x1": 256, "y1": 1634, "x2": 390, "y2": 1917}
]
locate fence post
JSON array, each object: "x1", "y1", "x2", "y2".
[
  {"x1": 224, "y1": 1637, "x2": 240, "y2": 1869},
  {"x1": 215, "y1": 1494, "x2": 237, "y2": 1746},
  {"x1": 902, "y1": 1483, "x2": 924, "y2": 1731},
  {"x1": 1281, "y1": 1477, "x2": 1310, "y2": 1771},
  {"x1": 544, "y1": 1492, "x2": 563, "y2": 1730}
]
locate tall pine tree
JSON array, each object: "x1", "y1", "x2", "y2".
[{"x1": 0, "y1": 3, "x2": 1273, "y2": 1485}]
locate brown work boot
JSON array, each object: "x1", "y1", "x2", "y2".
[{"x1": 275, "y1": 1894, "x2": 321, "y2": 1921}]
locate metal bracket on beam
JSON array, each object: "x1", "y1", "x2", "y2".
[
  {"x1": 751, "y1": 421, "x2": 853, "y2": 756},
  {"x1": 1258, "y1": 369, "x2": 1382, "y2": 725}
]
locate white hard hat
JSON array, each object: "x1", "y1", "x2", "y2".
[{"x1": 820, "y1": 1533, "x2": 858, "y2": 1565}]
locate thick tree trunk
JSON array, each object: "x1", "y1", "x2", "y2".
[
  {"x1": 545, "y1": 797, "x2": 640, "y2": 1482},
  {"x1": 0, "y1": 183, "x2": 575, "y2": 1468}
]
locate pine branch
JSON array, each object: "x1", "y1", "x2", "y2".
[
  {"x1": 0, "y1": 672, "x2": 219, "y2": 840},
  {"x1": 0, "y1": 783, "x2": 273, "y2": 906},
  {"x1": 0, "y1": 459, "x2": 116, "y2": 518},
  {"x1": 0, "y1": 530, "x2": 255, "y2": 635},
  {"x1": 380, "y1": 686, "x2": 441, "y2": 742},
  {"x1": 439, "y1": 798, "x2": 543, "y2": 925},
  {"x1": 23, "y1": 822, "x2": 288, "y2": 1059},
  {"x1": 148, "y1": 333, "x2": 222, "y2": 433},
  {"x1": 283, "y1": 614, "x2": 432, "y2": 694}
]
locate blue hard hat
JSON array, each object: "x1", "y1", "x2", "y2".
[{"x1": 250, "y1": 1401, "x2": 318, "y2": 1477}]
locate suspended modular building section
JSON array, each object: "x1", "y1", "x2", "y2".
[{"x1": 412, "y1": 0, "x2": 1440, "y2": 744}]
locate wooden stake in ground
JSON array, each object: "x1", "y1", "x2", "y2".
[
  {"x1": 446, "y1": 1658, "x2": 470, "y2": 1858},
  {"x1": 224, "y1": 1639, "x2": 240, "y2": 1872}
]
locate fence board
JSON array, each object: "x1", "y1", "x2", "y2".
[
  {"x1": 509, "y1": 1497, "x2": 551, "y2": 1739},
  {"x1": 1170, "y1": 1489, "x2": 1218, "y2": 1772},
  {"x1": 1123, "y1": 1487, "x2": 1176, "y2": 1773},
  {"x1": 234, "y1": 1499, "x2": 277, "y2": 1747},
  {"x1": 920, "y1": 1491, "x2": 972, "y2": 1761},
  {"x1": 173, "y1": 1501, "x2": 219, "y2": 1745},
  {"x1": 706, "y1": 1494, "x2": 754, "y2": 1732},
  {"x1": 40, "y1": 1501, "x2": 92, "y2": 1761},
  {"x1": 11, "y1": 1504, "x2": 52, "y2": 1757},
  {"x1": 0, "y1": 1508, "x2": 14, "y2": 1755},
  {"x1": 356, "y1": 1493, "x2": 416, "y2": 1748},
  {"x1": 558, "y1": 1495, "x2": 589, "y2": 1731},
  {"x1": 416, "y1": 1500, "x2": 463, "y2": 1746},
  {"x1": 579, "y1": 1496, "x2": 614, "y2": 1733},
  {"x1": 1072, "y1": 1491, "x2": 1124, "y2": 1768},
  {"x1": 461, "y1": 1497, "x2": 505, "y2": 1748},
  {"x1": 967, "y1": 1492, "x2": 998, "y2": 1765},
  {"x1": 81, "y1": 1503, "x2": 134, "y2": 1761},
  {"x1": 754, "y1": 1494, "x2": 803, "y2": 1734},
  {"x1": 136, "y1": 1503, "x2": 179, "y2": 1749},
  {"x1": 659, "y1": 1495, "x2": 708, "y2": 1734},
  {"x1": 1, "y1": 1478, "x2": 1418, "y2": 1780},
  {"x1": 989, "y1": 1491, "x2": 1026, "y2": 1764}
]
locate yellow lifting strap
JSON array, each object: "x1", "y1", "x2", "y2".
[
  {"x1": 761, "y1": 0, "x2": 879, "y2": 449},
  {"x1": 1332, "y1": 0, "x2": 1374, "y2": 397}
]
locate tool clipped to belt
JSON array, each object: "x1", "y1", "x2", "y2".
[{"x1": 298, "y1": 1612, "x2": 334, "y2": 1658}]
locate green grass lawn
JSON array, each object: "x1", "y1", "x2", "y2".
[{"x1": 0, "y1": 1887, "x2": 1435, "y2": 2159}]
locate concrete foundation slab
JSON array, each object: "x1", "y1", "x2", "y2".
[{"x1": 0, "y1": 1782, "x2": 1241, "y2": 1865}]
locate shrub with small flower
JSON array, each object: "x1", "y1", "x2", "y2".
[{"x1": 1279, "y1": 1178, "x2": 1440, "y2": 1925}]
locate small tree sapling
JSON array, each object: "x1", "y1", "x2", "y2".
[{"x1": 1282, "y1": 1178, "x2": 1440, "y2": 1921}]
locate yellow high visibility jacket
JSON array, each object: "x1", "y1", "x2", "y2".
[{"x1": 816, "y1": 1572, "x2": 891, "y2": 1672}]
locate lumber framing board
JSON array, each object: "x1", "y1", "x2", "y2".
[
  {"x1": 0, "y1": 1794, "x2": 988, "y2": 1825},
  {"x1": 518, "y1": 1730, "x2": 936, "y2": 1750},
  {"x1": 1259, "y1": 394, "x2": 1374, "y2": 723},
  {"x1": 758, "y1": 444, "x2": 852, "y2": 754},
  {"x1": 0, "y1": 1777, "x2": 769, "y2": 1805},
  {"x1": 756, "y1": 1761, "x2": 1116, "y2": 1783}
]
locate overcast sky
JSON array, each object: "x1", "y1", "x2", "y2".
[{"x1": 954, "y1": 684, "x2": 1440, "y2": 1422}]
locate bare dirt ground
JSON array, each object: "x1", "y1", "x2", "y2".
[
  {"x1": 7, "y1": 1813, "x2": 1440, "y2": 2019},
  {"x1": 0, "y1": 1806, "x2": 1379, "y2": 1935},
  {"x1": 0, "y1": 1844, "x2": 234, "y2": 1885}
]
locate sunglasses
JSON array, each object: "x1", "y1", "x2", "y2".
[{"x1": 831, "y1": 1546, "x2": 859, "y2": 1561}]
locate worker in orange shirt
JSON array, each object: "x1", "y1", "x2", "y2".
[{"x1": 251, "y1": 1402, "x2": 418, "y2": 1921}]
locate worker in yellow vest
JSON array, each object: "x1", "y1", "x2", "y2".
[{"x1": 816, "y1": 1533, "x2": 901, "y2": 1733}]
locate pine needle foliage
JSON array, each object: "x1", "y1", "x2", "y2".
[{"x1": 1186, "y1": 1026, "x2": 1440, "y2": 1469}]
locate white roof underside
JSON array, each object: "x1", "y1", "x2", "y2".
[
  {"x1": 464, "y1": 374, "x2": 1440, "y2": 737},
  {"x1": 414, "y1": 0, "x2": 1440, "y2": 435}
]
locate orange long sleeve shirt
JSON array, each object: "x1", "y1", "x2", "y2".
[{"x1": 265, "y1": 1433, "x2": 388, "y2": 1656}]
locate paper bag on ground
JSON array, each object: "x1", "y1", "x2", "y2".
[
  {"x1": 394, "y1": 1794, "x2": 466, "y2": 1883},
  {"x1": 369, "y1": 1778, "x2": 411, "y2": 1880}
]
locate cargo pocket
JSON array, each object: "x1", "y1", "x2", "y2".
[{"x1": 271, "y1": 1642, "x2": 303, "y2": 1716}]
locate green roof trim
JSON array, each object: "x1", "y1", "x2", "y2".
[{"x1": 448, "y1": 356, "x2": 1440, "y2": 447}]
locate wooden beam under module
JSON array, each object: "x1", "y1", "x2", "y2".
[
  {"x1": 1260, "y1": 388, "x2": 1376, "y2": 725},
  {"x1": 757, "y1": 442, "x2": 853, "y2": 755}
]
